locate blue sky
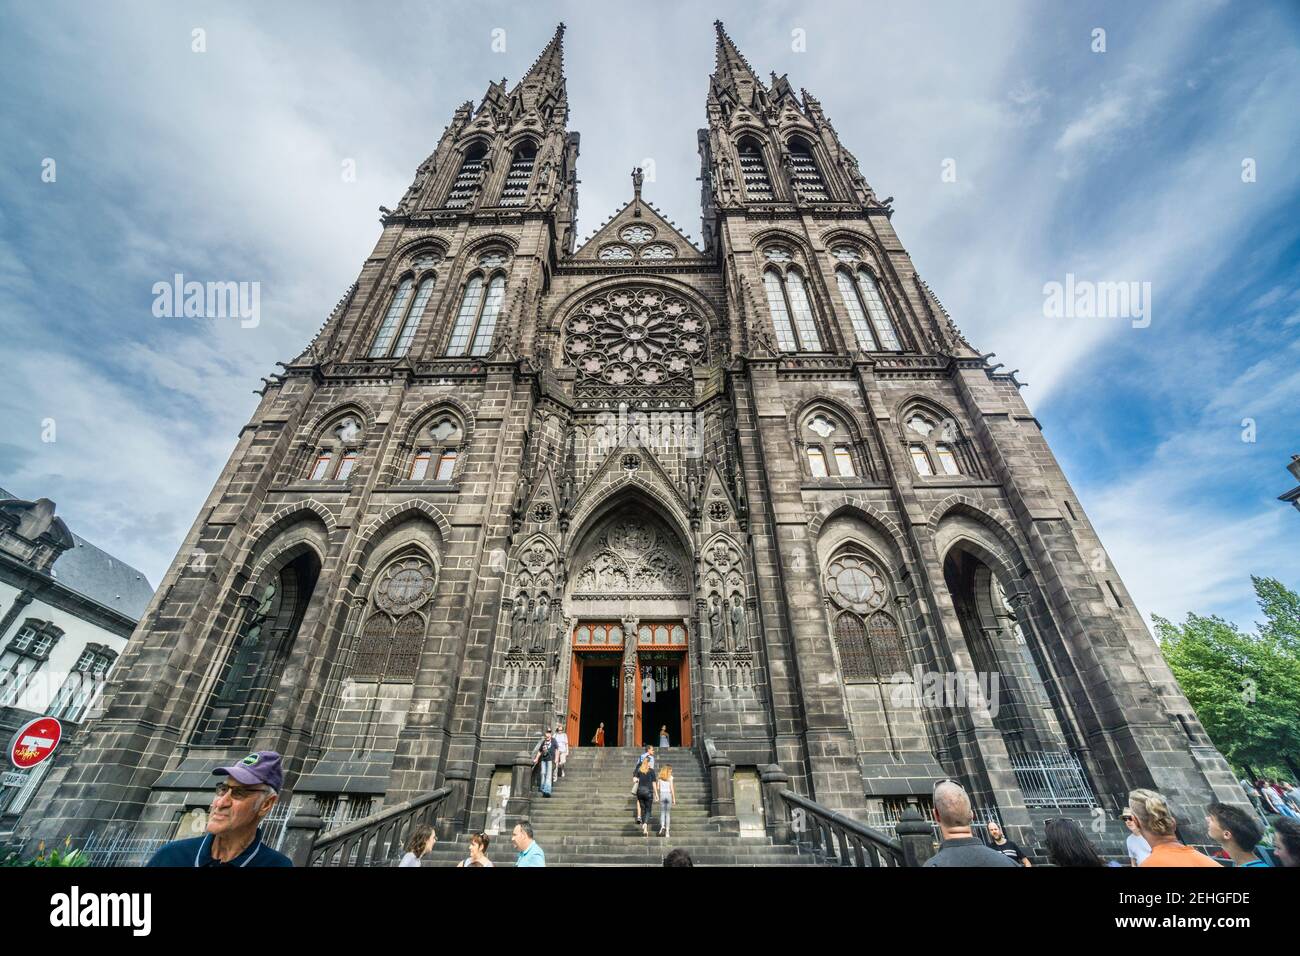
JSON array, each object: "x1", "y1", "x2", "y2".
[{"x1": 1, "y1": 0, "x2": 1297, "y2": 631}]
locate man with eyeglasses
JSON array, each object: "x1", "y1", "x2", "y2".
[{"x1": 146, "y1": 751, "x2": 293, "y2": 867}]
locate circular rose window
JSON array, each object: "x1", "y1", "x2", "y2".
[{"x1": 563, "y1": 287, "x2": 708, "y2": 390}]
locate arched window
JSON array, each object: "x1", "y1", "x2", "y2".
[
  {"x1": 788, "y1": 138, "x2": 828, "y2": 201},
  {"x1": 196, "y1": 549, "x2": 321, "y2": 745},
  {"x1": 499, "y1": 142, "x2": 537, "y2": 206},
  {"x1": 446, "y1": 253, "x2": 508, "y2": 356},
  {"x1": 823, "y1": 549, "x2": 906, "y2": 683},
  {"x1": 445, "y1": 143, "x2": 488, "y2": 209},
  {"x1": 369, "y1": 276, "x2": 435, "y2": 359},
  {"x1": 352, "y1": 554, "x2": 437, "y2": 682},
  {"x1": 307, "y1": 415, "x2": 364, "y2": 482},
  {"x1": 407, "y1": 413, "x2": 465, "y2": 482},
  {"x1": 762, "y1": 246, "x2": 822, "y2": 352},
  {"x1": 737, "y1": 139, "x2": 773, "y2": 200},
  {"x1": 833, "y1": 261, "x2": 901, "y2": 352},
  {"x1": 902, "y1": 408, "x2": 967, "y2": 477},
  {"x1": 800, "y1": 409, "x2": 865, "y2": 479}
]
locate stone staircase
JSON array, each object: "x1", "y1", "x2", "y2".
[{"x1": 420, "y1": 746, "x2": 819, "y2": 867}]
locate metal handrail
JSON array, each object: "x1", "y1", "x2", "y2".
[
  {"x1": 308, "y1": 787, "x2": 451, "y2": 867},
  {"x1": 780, "y1": 789, "x2": 906, "y2": 867}
]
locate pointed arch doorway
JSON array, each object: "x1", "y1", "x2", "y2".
[{"x1": 564, "y1": 503, "x2": 694, "y2": 748}]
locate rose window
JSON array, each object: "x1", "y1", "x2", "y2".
[
  {"x1": 825, "y1": 553, "x2": 887, "y2": 614},
  {"x1": 375, "y1": 557, "x2": 436, "y2": 613},
  {"x1": 563, "y1": 287, "x2": 709, "y2": 390}
]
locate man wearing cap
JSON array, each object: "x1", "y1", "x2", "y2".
[{"x1": 146, "y1": 751, "x2": 293, "y2": 867}]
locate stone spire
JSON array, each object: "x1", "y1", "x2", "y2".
[
  {"x1": 712, "y1": 20, "x2": 760, "y2": 89},
  {"x1": 514, "y1": 22, "x2": 567, "y2": 111}
]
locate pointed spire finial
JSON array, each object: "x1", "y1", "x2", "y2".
[{"x1": 712, "y1": 20, "x2": 759, "y2": 86}]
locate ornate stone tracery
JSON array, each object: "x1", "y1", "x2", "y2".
[
  {"x1": 562, "y1": 286, "x2": 709, "y2": 397},
  {"x1": 353, "y1": 553, "x2": 437, "y2": 682}
]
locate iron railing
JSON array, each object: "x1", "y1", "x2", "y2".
[
  {"x1": 307, "y1": 787, "x2": 450, "y2": 867},
  {"x1": 780, "y1": 790, "x2": 907, "y2": 867},
  {"x1": 78, "y1": 799, "x2": 296, "y2": 867},
  {"x1": 1010, "y1": 751, "x2": 1096, "y2": 810}
]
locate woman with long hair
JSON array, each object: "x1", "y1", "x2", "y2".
[
  {"x1": 456, "y1": 831, "x2": 494, "y2": 868},
  {"x1": 632, "y1": 756, "x2": 658, "y2": 837},
  {"x1": 657, "y1": 764, "x2": 676, "y2": 839},
  {"x1": 1043, "y1": 818, "x2": 1104, "y2": 867},
  {"x1": 399, "y1": 823, "x2": 436, "y2": 867}
]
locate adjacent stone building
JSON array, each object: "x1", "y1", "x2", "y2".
[
  {"x1": 0, "y1": 488, "x2": 153, "y2": 828},
  {"x1": 21, "y1": 23, "x2": 1242, "y2": 849}
]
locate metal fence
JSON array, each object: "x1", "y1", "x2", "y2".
[
  {"x1": 1010, "y1": 751, "x2": 1097, "y2": 810},
  {"x1": 79, "y1": 799, "x2": 296, "y2": 867}
]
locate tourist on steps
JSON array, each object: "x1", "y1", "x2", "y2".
[
  {"x1": 659, "y1": 725, "x2": 670, "y2": 749},
  {"x1": 657, "y1": 765, "x2": 676, "y2": 839},
  {"x1": 512, "y1": 822, "x2": 546, "y2": 867},
  {"x1": 533, "y1": 729, "x2": 559, "y2": 798},
  {"x1": 592, "y1": 722, "x2": 605, "y2": 747},
  {"x1": 399, "y1": 823, "x2": 436, "y2": 867},
  {"x1": 922, "y1": 780, "x2": 1018, "y2": 867},
  {"x1": 456, "y1": 832, "x2": 494, "y2": 867},
  {"x1": 554, "y1": 722, "x2": 570, "y2": 779},
  {"x1": 633, "y1": 757, "x2": 658, "y2": 837}
]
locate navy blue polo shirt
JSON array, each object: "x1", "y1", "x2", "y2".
[{"x1": 146, "y1": 827, "x2": 292, "y2": 867}]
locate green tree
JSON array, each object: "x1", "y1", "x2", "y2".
[{"x1": 1155, "y1": 577, "x2": 1300, "y2": 780}]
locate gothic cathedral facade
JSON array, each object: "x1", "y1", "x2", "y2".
[{"x1": 23, "y1": 23, "x2": 1240, "y2": 845}]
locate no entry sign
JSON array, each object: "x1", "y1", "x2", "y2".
[{"x1": 9, "y1": 716, "x2": 61, "y2": 770}]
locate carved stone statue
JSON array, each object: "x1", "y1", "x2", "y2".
[
  {"x1": 730, "y1": 595, "x2": 748, "y2": 652},
  {"x1": 709, "y1": 595, "x2": 726, "y2": 653},
  {"x1": 509, "y1": 594, "x2": 528, "y2": 651},
  {"x1": 530, "y1": 593, "x2": 551, "y2": 653}
]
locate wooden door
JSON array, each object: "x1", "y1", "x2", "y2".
[
  {"x1": 678, "y1": 654, "x2": 692, "y2": 746},
  {"x1": 567, "y1": 653, "x2": 582, "y2": 744}
]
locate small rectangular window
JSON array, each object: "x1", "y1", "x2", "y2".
[
  {"x1": 435, "y1": 450, "x2": 457, "y2": 481},
  {"x1": 807, "y1": 447, "x2": 829, "y2": 477},
  {"x1": 10, "y1": 628, "x2": 35, "y2": 652},
  {"x1": 910, "y1": 446, "x2": 934, "y2": 476},
  {"x1": 310, "y1": 453, "x2": 332, "y2": 481},
  {"x1": 335, "y1": 451, "x2": 358, "y2": 480},
  {"x1": 833, "y1": 446, "x2": 855, "y2": 477},
  {"x1": 935, "y1": 445, "x2": 960, "y2": 475},
  {"x1": 410, "y1": 450, "x2": 432, "y2": 480}
]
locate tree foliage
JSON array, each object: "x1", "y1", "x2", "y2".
[{"x1": 1155, "y1": 577, "x2": 1300, "y2": 778}]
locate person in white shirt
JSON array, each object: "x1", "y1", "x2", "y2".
[
  {"x1": 554, "y1": 723, "x2": 570, "y2": 780},
  {"x1": 1122, "y1": 810, "x2": 1151, "y2": 866},
  {"x1": 399, "y1": 823, "x2": 436, "y2": 867}
]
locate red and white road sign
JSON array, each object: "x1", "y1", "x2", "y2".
[{"x1": 8, "y1": 716, "x2": 62, "y2": 770}]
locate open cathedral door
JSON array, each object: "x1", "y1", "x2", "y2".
[{"x1": 567, "y1": 655, "x2": 582, "y2": 744}]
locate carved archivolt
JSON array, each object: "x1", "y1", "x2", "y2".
[{"x1": 572, "y1": 517, "x2": 688, "y2": 596}]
